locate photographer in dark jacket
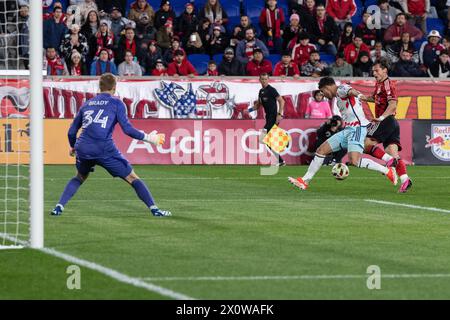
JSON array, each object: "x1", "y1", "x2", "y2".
[
  {"x1": 218, "y1": 47, "x2": 246, "y2": 75},
  {"x1": 315, "y1": 115, "x2": 346, "y2": 165}
]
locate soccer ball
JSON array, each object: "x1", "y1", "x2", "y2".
[{"x1": 332, "y1": 163, "x2": 349, "y2": 180}]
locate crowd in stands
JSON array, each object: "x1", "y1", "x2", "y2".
[{"x1": 1, "y1": 0, "x2": 450, "y2": 78}]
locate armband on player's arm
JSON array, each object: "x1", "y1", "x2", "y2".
[{"x1": 143, "y1": 130, "x2": 165, "y2": 146}]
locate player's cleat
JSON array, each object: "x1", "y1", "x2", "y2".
[
  {"x1": 151, "y1": 208, "x2": 172, "y2": 217},
  {"x1": 399, "y1": 178, "x2": 413, "y2": 193},
  {"x1": 386, "y1": 167, "x2": 398, "y2": 185},
  {"x1": 288, "y1": 177, "x2": 308, "y2": 190},
  {"x1": 386, "y1": 157, "x2": 398, "y2": 168},
  {"x1": 276, "y1": 160, "x2": 286, "y2": 167},
  {"x1": 50, "y1": 204, "x2": 64, "y2": 216}
]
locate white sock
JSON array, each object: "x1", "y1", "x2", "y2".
[
  {"x1": 382, "y1": 153, "x2": 393, "y2": 162},
  {"x1": 400, "y1": 174, "x2": 408, "y2": 183},
  {"x1": 358, "y1": 158, "x2": 389, "y2": 175},
  {"x1": 303, "y1": 154, "x2": 326, "y2": 182}
]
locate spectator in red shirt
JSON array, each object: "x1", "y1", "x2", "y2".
[
  {"x1": 259, "y1": 0, "x2": 286, "y2": 53},
  {"x1": 404, "y1": 0, "x2": 429, "y2": 34},
  {"x1": 207, "y1": 60, "x2": 219, "y2": 76},
  {"x1": 167, "y1": 49, "x2": 198, "y2": 76},
  {"x1": 246, "y1": 47, "x2": 273, "y2": 76},
  {"x1": 151, "y1": 59, "x2": 168, "y2": 76},
  {"x1": 344, "y1": 35, "x2": 370, "y2": 64},
  {"x1": 326, "y1": 0, "x2": 357, "y2": 30},
  {"x1": 273, "y1": 50, "x2": 300, "y2": 78},
  {"x1": 291, "y1": 32, "x2": 317, "y2": 67},
  {"x1": 384, "y1": 12, "x2": 423, "y2": 44}
]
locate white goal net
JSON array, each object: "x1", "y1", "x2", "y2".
[{"x1": 0, "y1": 0, "x2": 43, "y2": 249}]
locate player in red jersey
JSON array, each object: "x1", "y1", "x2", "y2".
[{"x1": 360, "y1": 59, "x2": 413, "y2": 193}]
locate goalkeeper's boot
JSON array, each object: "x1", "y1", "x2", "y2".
[
  {"x1": 51, "y1": 204, "x2": 64, "y2": 216},
  {"x1": 385, "y1": 167, "x2": 398, "y2": 186},
  {"x1": 288, "y1": 177, "x2": 308, "y2": 190},
  {"x1": 399, "y1": 178, "x2": 413, "y2": 193},
  {"x1": 151, "y1": 207, "x2": 172, "y2": 217}
]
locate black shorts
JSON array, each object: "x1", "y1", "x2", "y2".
[
  {"x1": 366, "y1": 115, "x2": 402, "y2": 151},
  {"x1": 264, "y1": 114, "x2": 277, "y2": 132}
]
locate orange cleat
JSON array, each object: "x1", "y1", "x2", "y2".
[
  {"x1": 386, "y1": 167, "x2": 398, "y2": 186},
  {"x1": 288, "y1": 177, "x2": 309, "y2": 190}
]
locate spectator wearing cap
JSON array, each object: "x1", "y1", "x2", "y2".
[
  {"x1": 198, "y1": 0, "x2": 229, "y2": 29},
  {"x1": 60, "y1": 24, "x2": 89, "y2": 64},
  {"x1": 154, "y1": 0, "x2": 176, "y2": 30},
  {"x1": 282, "y1": 13, "x2": 310, "y2": 50},
  {"x1": 207, "y1": 25, "x2": 229, "y2": 56},
  {"x1": 144, "y1": 40, "x2": 163, "y2": 74},
  {"x1": 419, "y1": 30, "x2": 446, "y2": 69},
  {"x1": 45, "y1": 47, "x2": 68, "y2": 76},
  {"x1": 66, "y1": 49, "x2": 89, "y2": 75},
  {"x1": 109, "y1": 7, "x2": 132, "y2": 46},
  {"x1": 391, "y1": 49, "x2": 427, "y2": 76},
  {"x1": 80, "y1": 10, "x2": 100, "y2": 40},
  {"x1": 384, "y1": 12, "x2": 423, "y2": 44},
  {"x1": 428, "y1": 50, "x2": 450, "y2": 78},
  {"x1": 310, "y1": 4, "x2": 339, "y2": 56},
  {"x1": 207, "y1": 60, "x2": 219, "y2": 76},
  {"x1": 163, "y1": 36, "x2": 185, "y2": 64},
  {"x1": 387, "y1": 31, "x2": 419, "y2": 63},
  {"x1": 330, "y1": 52, "x2": 353, "y2": 76},
  {"x1": 88, "y1": 20, "x2": 114, "y2": 63},
  {"x1": 185, "y1": 32, "x2": 205, "y2": 55},
  {"x1": 300, "y1": 50, "x2": 331, "y2": 77},
  {"x1": 273, "y1": 50, "x2": 300, "y2": 78},
  {"x1": 167, "y1": 50, "x2": 198, "y2": 76},
  {"x1": 43, "y1": 6, "x2": 68, "y2": 50},
  {"x1": 291, "y1": 32, "x2": 317, "y2": 68},
  {"x1": 118, "y1": 50, "x2": 144, "y2": 76},
  {"x1": 90, "y1": 48, "x2": 118, "y2": 75},
  {"x1": 355, "y1": 12, "x2": 380, "y2": 47},
  {"x1": 337, "y1": 22, "x2": 354, "y2": 53},
  {"x1": 404, "y1": 0, "x2": 429, "y2": 34},
  {"x1": 156, "y1": 20, "x2": 174, "y2": 52},
  {"x1": 218, "y1": 47, "x2": 246, "y2": 76},
  {"x1": 325, "y1": 0, "x2": 357, "y2": 30},
  {"x1": 352, "y1": 51, "x2": 373, "y2": 77},
  {"x1": 78, "y1": 0, "x2": 98, "y2": 24},
  {"x1": 151, "y1": 59, "x2": 168, "y2": 76},
  {"x1": 128, "y1": 0, "x2": 155, "y2": 26},
  {"x1": 236, "y1": 28, "x2": 270, "y2": 64},
  {"x1": 178, "y1": 3, "x2": 199, "y2": 46},
  {"x1": 115, "y1": 26, "x2": 142, "y2": 65},
  {"x1": 135, "y1": 12, "x2": 157, "y2": 44},
  {"x1": 246, "y1": 47, "x2": 273, "y2": 76},
  {"x1": 343, "y1": 35, "x2": 370, "y2": 65},
  {"x1": 259, "y1": 0, "x2": 286, "y2": 53},
  {"x1": 231, "y1": 15, "x2": 255, "y2": 45}
]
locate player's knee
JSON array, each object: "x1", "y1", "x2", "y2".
[
  {"x1": 76, "y1": 173, "x2": 88, "y2": 183},
  {"x1": 125, "y1": 171, "x2": 139, "y2": 184}
]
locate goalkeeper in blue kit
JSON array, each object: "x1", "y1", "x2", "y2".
[{"x1": 51, "y1": 73, "x2": 171, "y2": 217}]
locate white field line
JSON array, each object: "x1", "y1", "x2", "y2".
[
  {"x1": 42, "y1": 198, "x2": 360, "y2": 203},
  {"x1": 0, "y1": 232, "x2": 194, "y2": 300},
  {"x1": 365, "y1": 199, "x2": 450, "y2": 214},
  {"x1": 139, "y1": 274, "x2": 450, "y2": 282}
]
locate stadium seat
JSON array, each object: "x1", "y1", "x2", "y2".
[
  {"x1": 188, "y1": 54, "x2": 210, "y2": 75},
  {"x1": 267, "y1": 54, "x2": 281, "y2": 67},
  {"x1": 247, "y1": 4, "x2": 262, "y2": 19},
  {"x1": 250, "y1": 17, "x2": 262, "y2": 36},
  {"x1": 213, "y1": 54, "x2": 223, "y2": 65},
  {"x1": 427, "y1": 18, "x2": 445, "y2": 33},
  {"x1": 321, "y1": 54, "x2": 336, "y2": 65},
  {"x1": 224, "y1": 4, "x2": 241, "y2": 18},
  {"x1": 364, "y1": 0, "x2": 378, "y2": 7},
  {"x1": 226, "y1": 16, "x2": 242, "y2": 34},
  {"x1": 351, "y1": 15, "x2": 362, "y2": 27}
]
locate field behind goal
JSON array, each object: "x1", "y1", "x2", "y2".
[{"x1": 1, "y1": 165, "x2": 450, "y2": 299}]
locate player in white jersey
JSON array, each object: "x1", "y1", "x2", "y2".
[{"x1": 288, "y1": 77, "x2": 397, "y2": 190}]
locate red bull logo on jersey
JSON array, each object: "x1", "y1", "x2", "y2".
[{"x1": 426, "y1": 125, "x2": 450, "y2": 161}]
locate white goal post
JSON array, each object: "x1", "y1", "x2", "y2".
[{"x1": 0, "y1": 0, "x2": 43, "y2": 249}]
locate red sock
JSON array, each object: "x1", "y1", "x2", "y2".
[
  {"x1": 367, "y1": 146, "x2": 386, "y2": 160},
  {"x1": 396, "y1": 159, "x2": 407, "y2": 177}
]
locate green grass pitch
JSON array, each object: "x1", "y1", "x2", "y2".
[{"x1": 1, "y1": 165, "x2": 450, "y2": 299}]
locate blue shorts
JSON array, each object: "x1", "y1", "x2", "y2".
[
  {"x1": 76, "y1": 155, "x2": 133, "y2": 179},
  {"x1": 327, "y1": 126, "x2": 367, "y2": 154}
]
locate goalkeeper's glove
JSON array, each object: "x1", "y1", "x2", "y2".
[{"x1": 143, "y1": 130, "x2": 165, "y2": 146}]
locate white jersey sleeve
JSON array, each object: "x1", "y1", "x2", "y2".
[{"x1": 336, "y1": 84, "x2": 352, "y2": 99}]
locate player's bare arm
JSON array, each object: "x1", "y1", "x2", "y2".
[
  {"x1": 276, "y1": 96, "x2": 285, "y2": 124},
  {"x1": 373, "y1": 99, "x2": 397, "y2": 122}
]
